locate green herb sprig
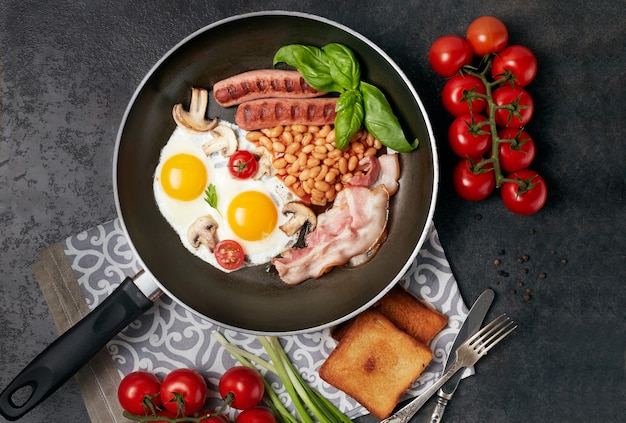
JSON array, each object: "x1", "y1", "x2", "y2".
[{"x1": 273, "y1": 43, "x2": 418, "y2": 153}]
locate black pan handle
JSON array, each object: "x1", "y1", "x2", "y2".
[{"x1": 0, "y1": 277, "x2": 154, "y2": 420}]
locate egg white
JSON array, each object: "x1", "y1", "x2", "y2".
[{"x1": 153, "y1": 121, "x2": 298, "y2": 272}]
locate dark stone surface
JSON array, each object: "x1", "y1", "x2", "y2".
[{"x1": 1, "y1": 1, "x2": 624, "y2": 422}]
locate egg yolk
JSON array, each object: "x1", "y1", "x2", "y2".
[
  {"x1": 160, "y1": 153, "x2": 207, "y2": 201},
  {"x1": 227, "y1": 191, "x2": 277, "y2": 241}
]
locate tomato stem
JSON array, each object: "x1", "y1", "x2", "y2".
[{"x1": 462, "y1": 57, "x2": 524, "y2": 189}]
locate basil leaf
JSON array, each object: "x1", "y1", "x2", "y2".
[
  {"x1": 360, "y1": 82, "x2": 419, "y2": 153},
  {"x1": 273, "y1": 44, "x2": 342, "y2": 92},
  {"x1": 322, "y1": 43, "x2": 361, "y2": 91},
  {"x1": 204, "y1": 184, "x2": 220, "y2": 215},
  {"x1": 334, "y1": 89, "x2": 364, "y2": 150}
]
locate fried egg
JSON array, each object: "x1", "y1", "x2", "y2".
[{"x1": 153, "y1": 121, "x2": 298, "y2": 272}]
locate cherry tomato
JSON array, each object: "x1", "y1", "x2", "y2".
[
  {"x1": 428, "y1": 35, "x2": 474, "y2": 77},
  {"x1": 501, "y1": 169, "x2": 547, "y2": 215},
  {"x1": 448, "y1": 113, "x2": 491, "y2": 158},
  {"x1": 228, "y1": 150, "x2": 258, "y2": 179},
  {"x1": 219, "y1": 366, "x2": 265, "y2": 410},
  {"x1": 497, "y1": 128, "x2": 536, "y2": 172},
  {"x1": 441, "y1": 74, "x2": 487, "y2": 116},
  {"x1": 235, "y1": 408, "x2": 278, "y2": 423},
  {"x1": 160, "y1": 368, "x2": 207, "y2": 416},
  {"x1": 491, "y1": 85, "x2": 534, "y2": 128},
  {"x1": 214, "y1": 239, "x2": 245, "y2": 271},
  {"x1": 466, "y1": 16, "x2": 508, "y2": 56},
  {"x1": 492, "y1": 45, "x2": 538, "y2": 87},
  {"x1": 200, "y1": 413, "x2": 231, "y2": 423},
  {"x1": 118, "y1": 371, "x2": 162, "y2": 415},
  {"x1": 452, "y1": 158, "x2": 496, "y2": 201}
]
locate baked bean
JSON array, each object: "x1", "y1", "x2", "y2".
[
  {"x1": 318, "y1": 124, "x2": 332, "y2": 138},
  {"x1": 248, "y1": 124, "x2": 385, "y2": 205},
  {"x1": 246, "y1": 131, "x2": 263, "y2": 141},
  {"x1": 273, "y1": 158, "x2": 287, "y2": 169},
  {"x1": 286, "y1": 142, "x2": 301, "y2": 155},
  {"x1": 272, "y1": 141, "x2": 286, "y2": 153},
  {"x1": 348, "y1": 155, "x2": 359, "y2": 172}
]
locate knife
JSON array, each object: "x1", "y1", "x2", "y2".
[{"x1": 428, "y1": 288, "x2": 495, "y2": 423}]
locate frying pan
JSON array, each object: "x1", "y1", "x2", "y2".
[{"x1": 0, "y1": 11, "x2": 438, "y2": 420}]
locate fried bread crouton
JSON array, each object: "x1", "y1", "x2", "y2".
[{"x1": 319, "y1": 310, "x2": 433, "y2": 419}]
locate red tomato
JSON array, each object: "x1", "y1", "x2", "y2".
[
  {"x1": 492, "y1": 45, "x2": 538, "y2": 87},
  {"x1": 118, "y1": 371, "x2": 162, "y2": 415},
  {"x1": 235, "y1": 408, "x2": 278, "y2": 423},
  {"x1": 497, "y1": 128, "x2": 536, "y2": 172},
  {"x1": 429, "y1": 35, "x2": 474, "y2": 77},
  {"x1": 228, "y1": 150, "x2": 258, "y2": 179},
  {"x1": 200, "y1": 413, "x2": 231, "y2": 423},
  {"x1": 466, "y1": 16, "x2": 508, "y2": 56},
  {"x1": 448, "y1": 113, "x2": 491, "y2": 158},
  {"x1": 214, "y1": 239, "x2": 245, "y2": 271},
  {"x1": 452, "y1": 159, "x2": 496, "y2": 201},
  {"x1": 219, "y1": 366, "x2": 265, "y2": 410},
  {"x1": 491, "y1": 85, "x2": 534, "y2": 128},
  {"x1": 501, "y1": 169, "x2": 547, "y2": 215},
  {"x1": 160, "y1": 368, "x2": 207, "y2": 416},
  {"x1": 441, "y1": 74, "x2": 487, "y2": 116}
]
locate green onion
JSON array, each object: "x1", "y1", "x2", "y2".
[{"x1": 212, "y1": 331, "x2": 352, "y2": 423}]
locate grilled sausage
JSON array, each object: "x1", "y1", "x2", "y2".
[
  {"x1": 213, "y1": 69, "x2": 325, "y2": 107},
  {"x1": 235, "y1": 98, "x2": 338, "y2": 130}
]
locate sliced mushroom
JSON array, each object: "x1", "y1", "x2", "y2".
[
  {"x1": 252, "y1": 148, "x2": 274, "y2": 179},
  {"x1": 172, "y1": 87, "x2": 219, "y2": 132},
  {"x1": 187, "y1": 215, "x2": 219, "y2": 251},
  {"x1": 279, "y1": 202, "x2": 317, "y2": 237},
  {"x1": 202, "y1": 125, "x2": 238, "y2": 157}
]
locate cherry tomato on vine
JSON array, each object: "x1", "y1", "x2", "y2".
[
  {"x1": 497, "y1": 128, "x2": 536, "y2": 172},
  {"x1": 200, "y1": 413, "x2": 231, "y2": 423},
  {"x1": 118, "y1": 371, "x2": 162, "y2": 415},
  {"x1": 466, "y1": 16, "x2": 509, "y2": 56},
  {"x1": 441, "y1": 74, "x2": 487, "y2": 116},
  {"x1": 452, "y1": 158, "x2": 496, "y2": 201},
  {"x1": 235, "y1": 408, "x2": 278, "y2": 423},
  {"x1": 219, "y1": 366, "x2": 265, "y2": 410},
  {"x1": 429, "y1": 35, "x2": 474, "y2": 77},
  {"x1": 492, "y1": 45, "x2": 538, "y2": 87},
  {"x1": 228, "y1": 150, "x2": 258, "y2": 179},
  {"x1": 491, "y1": 85, "x2": 534, "y2": 128},
  {"x1": 501, "y1": 169, "x2": 547, "y2": 215},
  {"x1": 214, "y1": 239, "x2": 245, "y2": 271},
  {"x1": 448, "y1": 113, "x2": 491, "y2": 158},
  {"x1": 160, "y1": 368, "x2": 207, "y2": 416}
]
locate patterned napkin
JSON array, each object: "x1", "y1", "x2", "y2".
[{"x1": 34, "y1": 218, "x2": 467, "y2": 422}]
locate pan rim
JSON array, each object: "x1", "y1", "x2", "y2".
[{"x1": 112, "y1": 10, "x2": 439, "y2": 335}]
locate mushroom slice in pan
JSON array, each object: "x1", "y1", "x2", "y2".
[
  {"x1": 172, "y1": 87, "x2": 219, "y2": 132},
  {"x1": 252, "y1": 148, "x2": 274, "y2": 179},
  {"x1": 187, "y1": 215, "x2": 219, "y2": 252},
  {"x1": 202, "y1": 125, "x2": 238, "y2": 157},
  {"x1": 279, "y1": 201, "x2": 317, "y2": 237}
]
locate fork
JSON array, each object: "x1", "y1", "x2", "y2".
[{"x1": 380, "y1": 314, "x2": 517, "y2": 423}]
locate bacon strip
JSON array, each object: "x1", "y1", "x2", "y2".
[{"x1": 272, "y1": 186, "x2": 390, "y2": 285}]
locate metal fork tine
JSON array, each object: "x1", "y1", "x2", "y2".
[
  {"x1": 467, "y1": 314, "x2": 508, "y2": 345},
  {"x1": 481, "y1": 321, "x2": 517, "y2": 355},
  {"x1": 471, "y1": 315, "x2": 516, "y2": 355}
]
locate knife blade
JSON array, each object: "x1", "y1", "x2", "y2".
[{"x1": 428, "y1": 288, "x2": 495, "y2": 423}]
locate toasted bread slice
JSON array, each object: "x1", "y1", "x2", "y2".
[
  {"x1": 331, "y1": 285, "x2": 448, "y2": 345},
  {"x1": 319, "y1": 310, "x2": 433, "y2": 419},
  {"x1": 373, "y1": 285, "x2": 448, "y2": 345}
]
